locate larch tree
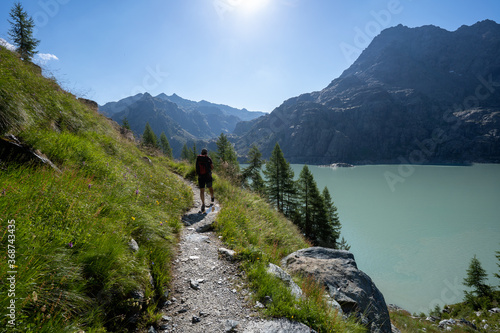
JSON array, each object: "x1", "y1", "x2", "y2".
[
  {"x1": 263, "y1": 143, "x2": 294, "y2": 216},
  {"x1": 463, "y1": 255, "x2": 492, "y2": 301},
  {"x1": 215, "y1": 133, "x2": 239, "y2": 176},
  {"x1": 8, "y1": 2, "x2": 40, "y2": 61},
  {"x1": 321, "y1": 187, "x2": 342, "y2": 248},
  {"x1": 160, "y1": 132, "x2": 173, "y2": 158},
  {"x1": 242, "y1": 145, "x2": 265, "y2": 194},
  {"x1": 142, "y1": 122, "x2": 158, "y2": 147}
]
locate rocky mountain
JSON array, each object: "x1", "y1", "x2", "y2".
[
  {"x1": 99, "y1": 93, "x2": 265, "y2": 156},
  {"x1": 236, "y1": 20, "x2": 500, "y2": 164}
]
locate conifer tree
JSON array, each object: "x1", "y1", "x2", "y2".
[
  {"x1": 122, "y1": 117, "x2": 131, "y2": 130},
  {"x1": 142, "y1": 122, "x2": 158, "y2": 147},
  {"x1": 263, "y1": 143, "x2": 294, "y2": 215},
  {"x1": 215, "y1": 133, "x2": 239, "y2": 174},
  {"x1": 160, "y1": 132, "x2": 173, "y2": 158},
  {"x1": 242, "y1": 145, "x2": 265, "y2": 194},
  {"x1": 495, "y1": 249, "x2": 500, "y2": 286},
  {"x1": 322, "y1": 187, "x2": 342, "y2": 248},
  {"x1": 180, "y1": 143, "x2": 191, "y2": 161},
  {"x1": 191, "y1": 142, "x2": 198, "y2": 162},
  {"x1": 296, "y1": 165, "x2": 318, "y2": 240},
  {"x1": 8, "y1": 2, "x2": 40, "y2": 61},
  {"x1": 463, "y1": 255, "x2": 492, "y2": 300}
]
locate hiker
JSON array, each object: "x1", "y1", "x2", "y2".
[{"x1": 196, "y1": 148, "x2": 214, "y2": 213}]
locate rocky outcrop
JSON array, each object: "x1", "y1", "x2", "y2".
[
  {"x1": 282, "y1": 247, "x2": 391, "y2": 333},
  {"x1": 0, "y1": 134, "x2": 60, "y2": 172},
  {"x1": 236, "y1": 20, "x2": 500, "y2": 164}
]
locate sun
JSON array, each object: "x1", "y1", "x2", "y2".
[{"x1": 238, "y1": 0, "x2": 271, "y2": 14}]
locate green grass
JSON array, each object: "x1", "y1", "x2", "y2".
[{"x1": 0, "y1": 47, "x2": 192, "y2": 332}]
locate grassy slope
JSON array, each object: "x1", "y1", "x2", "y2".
[
  {"x1": 0, "y1": 47, "x2": 365, "y2": 332},
  {"x1": 0, "y1": 47, "x2": 192, "y2": 332}
]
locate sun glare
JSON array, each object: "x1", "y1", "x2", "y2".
[{"x1": 239, "y1": 0, "x2": 271, "y2": 14}]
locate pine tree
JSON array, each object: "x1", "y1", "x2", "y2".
[
  {"x1": 215, "y1": 133, "x2": 239, "y2": 175},
  {"x1": 8, "y1": 2, "x2": 40, "y2": 61},
  {"x1": 263, "y1": 143, "x2": 294, "y2": 215},
  {"x1": 495, "y1": 249, "x2": 500, "y2": 286},
  {"x1": 180, "y1": 143, "x2": 191, "y2": 161},
  {"x1": 322, "y1": 187, "x2": 342, "y2": 248},
  {"x1": 296, "y1": 165, "x2": 317, "y2": 240},
  {"x1": 142, "y1": 122, "x2": 158, "y2": 147},
  {"x1": 122, "y1": 117, "x2": 131, "y2": 130},
  {"x1": 242, "y1": 145, "x2": 265, "y2": 194},
  {"x1": 463, "y1": 255, "x2": 492, "y2": 299},
  {"x1": 191, "y1": 142, "x2": 198, "y2": 162},
  {"x1": 160, "y1": 132, "x2": 173, "y2": 158}
]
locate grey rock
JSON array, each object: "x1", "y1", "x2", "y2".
[
  {"x1": 192, "y1": 316, "x2": 201, "y2": 323},
  {"x1": 225, "y1": 319, "x2": 239, "y2": 332},
  {"x1": 218, "y1": 247, "x2": 236, "y2": 261},
  {"x1": 0, "y1": 135, "x2": 61, "y2": 172},
  {"x1": 282, "y1": 247, "x2": 391, "y2": 333},
  {"x1": 185, "y1": 234, "x2": 209, "y2": 242},
  {"x1": 196, "y1": 221, "x2": 215, "y2": 233},
  {"x1": 242, "y1": 318, "x2": 316, "y2": 333},
  {"x1": 190, "y1": 279, "x2": 200, "y2": 290},
  {"x1": 148, "y1": 326, "x2": 157, "y2": 333},
  {"x1": 489, "y1": 307, "x2": 500, "y2": 313},
  {"x1": 391, "y1": 323, "x2": 401, "y2": 333},
  {"x1": 254, "y1": 301, "x2": 265, "y2": 308},
  {"x1": 267, "y1": 263, "x2": 303, "y2": 299},
  {"x1": 128, "y1": 238, "x2": 139, "y2": 252}
]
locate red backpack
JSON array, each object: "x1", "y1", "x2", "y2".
[{"x1": 197, "y1": 155, "x2": 211, "y2": 175}]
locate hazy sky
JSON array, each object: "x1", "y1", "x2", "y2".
[{"x1": 1, "y1": 0, "x2": 499, "y2": 111}]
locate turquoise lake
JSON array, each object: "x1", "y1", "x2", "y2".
[{"x1": 284, "y1": 164, "x2": 500, "y2": 314}]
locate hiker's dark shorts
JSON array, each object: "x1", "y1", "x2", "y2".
[{"x1": 198, "y1": 175, "x2": 213, "y2": 189}]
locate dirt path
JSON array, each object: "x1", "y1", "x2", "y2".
[
  {"x1": 158, "y1": 178, "x2": 260, "y2": 332},
  {"x1": 156, "y1": 177, "x2": 317, "y2": 333}
]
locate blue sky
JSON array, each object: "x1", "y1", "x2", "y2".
[{"x1": 1, "y1": 0, "x2": 499, "y2": 112}]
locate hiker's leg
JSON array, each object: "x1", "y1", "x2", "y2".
[
  {"x1": 209, "y1": 187, "x2": 214, "y2": 200},
  {"x1": 200, "y1": 188, "x2": 205, "y2": 207}
]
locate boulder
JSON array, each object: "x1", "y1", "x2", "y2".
[
  {"x1": 0, "y1": 135, "x2": 60, "y2": 172},
  {"x1": 282, "y1": 247, "x2": 391, "y2": 333},
  {"x1": 267, "y1": 263, "x2": 303, "y2": 299}
]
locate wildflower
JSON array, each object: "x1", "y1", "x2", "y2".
[
  {"x1": 131, "y1": 217, "x2": 135, "y2": 220},
  {"x1": 160, "y1": 222, "x2": 163, "y2": 226},
  {"x1": 135, "y1": 189, "x2": 139, "y2": 195},
  {"x1": 88, "y1": 184, "x2": 92, "y2": 189},
  {"x1": 156, "y1": 200, "x2": 159, "y2": 205},
  {"x1": 68, "y1": 242, "x2": 73, "y2": 248},
  {"x1": 82, "y1": 161, "x2": 86, "y2": 166}
]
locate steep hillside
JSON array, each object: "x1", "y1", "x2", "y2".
[
  {"x1": 236, "y1": 20, "x2": 500, "y2": 164},
  {"x1": 0, "y1": 46, "x2": 193, "y2": 332}
]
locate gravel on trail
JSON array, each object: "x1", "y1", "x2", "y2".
[{"x1": 156, "y1": 178, "x2": 316, "y2": 333}]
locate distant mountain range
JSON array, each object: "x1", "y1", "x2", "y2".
[
  {"x1": 99, "y1": 93, "x2": 265, "y2": 156},
  {"x1": 236, "y1": 20, "x2": 500, "y2": 164}
]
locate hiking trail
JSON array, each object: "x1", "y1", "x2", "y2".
[{"x1": 157, "y1": 177, "x2": 317, "y2": 333}]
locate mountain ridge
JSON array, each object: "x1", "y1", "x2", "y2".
[
  {"x1": 99, "y1": 92, "x2": 265, "y2": 156},
  {"x1": 236, "y1": 20, "x2": 500, "y2": 164}
]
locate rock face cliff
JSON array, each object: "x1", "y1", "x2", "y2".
[
  {"x1": 236, "y1": 20, "x2": 500, "y2": 164},
  {"x1": 282, "y1": 248, "x2": 392, "y2": 333}
]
